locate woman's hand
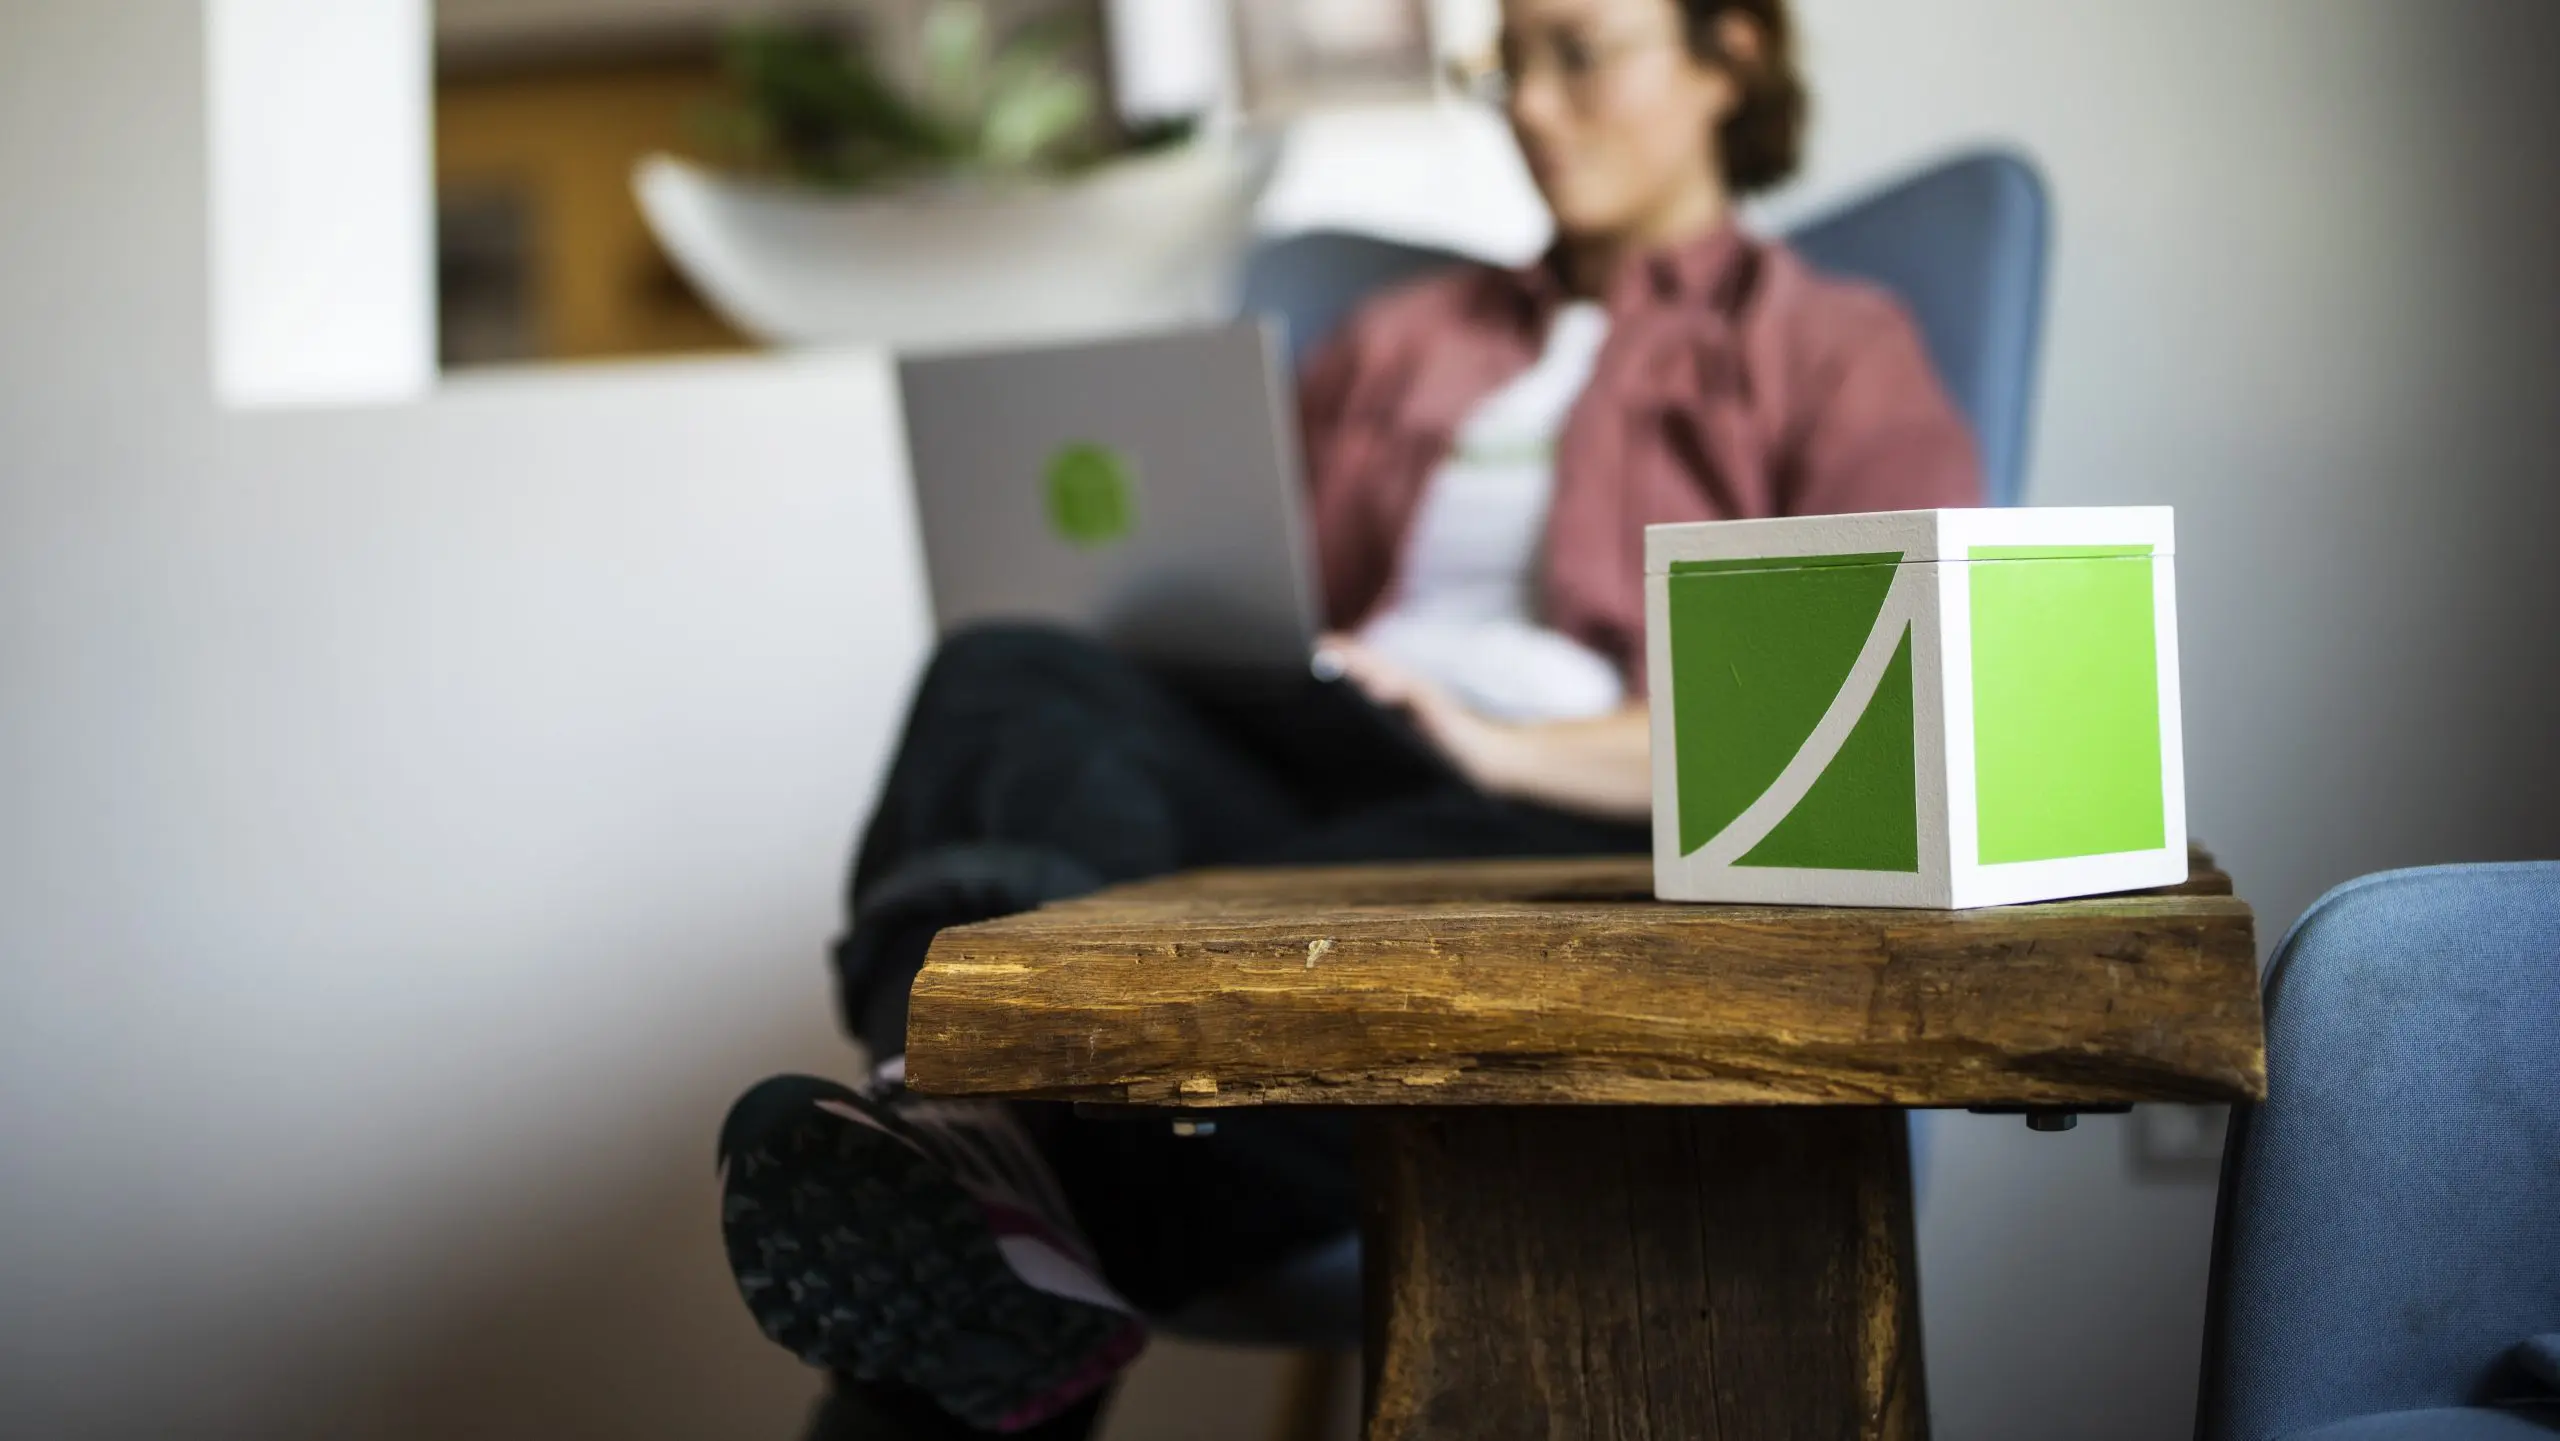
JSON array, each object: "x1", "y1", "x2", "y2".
[
  {"x1": 1317, "y1": 635, "x2": 1654, "y2": 824},
  {"x1": 1317, "y1": 634, "x2": 1531, "y2": 795}
]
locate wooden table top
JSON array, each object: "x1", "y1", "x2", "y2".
[{"x1": 906, "y1": 846, "x2": 2263, "y2": 1110}]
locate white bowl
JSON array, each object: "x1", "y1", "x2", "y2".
[{"x1": 634, "y1": 142, "x2": 1277, "y2": 352}]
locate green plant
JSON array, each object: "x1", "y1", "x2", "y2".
[{"x1": 702, "y1": 3, "x2": 1190, "y2": 189}]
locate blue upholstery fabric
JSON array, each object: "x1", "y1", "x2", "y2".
[
  {"x1": 1238, "y1": 149, "x2": 2052, "y2": 507},
  {"x1": 2199, "y1": 864, "x2": 2560, "y2": 1441},
  {"x1": 2274, "y1": 1408, "x2": 2560, "y2": 1440},
  {"x1": 1785, "y1": 150, "x2": 2050, "y2": 507},
  {"x1": 1235, "y1": 229, "x2": 1476, "y2": 369}
]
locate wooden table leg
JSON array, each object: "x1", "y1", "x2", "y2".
[{"x1": 1359, "y1": 1107, "x2": 1926, "y2": 1441}]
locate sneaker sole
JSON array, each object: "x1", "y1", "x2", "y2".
[{"x1": 720, "y1": 1077, "x2": 1144, "y2": 1433}]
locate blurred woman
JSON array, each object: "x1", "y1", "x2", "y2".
[{"x1": 720, "y1": 0, "x2": 1978, "y2": 1435}]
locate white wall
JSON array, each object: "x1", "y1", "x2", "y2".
[
  {"x1": 4, "y1": 2, "x2": 2557, "y2": 1440},
  {"x1": 2, "y1": 3, "x2": 921, "y2": 1436},
  {"x1": 1789, "y1": 0, "x2": 2560, "y2": 928}
]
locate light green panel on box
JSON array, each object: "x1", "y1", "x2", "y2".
[
  {"x1": 1968, "y1": 548, "x2": 2165, "y2": 865},
  {"x1": 1665, "y1": 554, "x2": 1901, "y2": 857}
]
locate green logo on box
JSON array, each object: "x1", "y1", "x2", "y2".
[
  {"x1": 1667, "y1": 554, "x2": 1918, "y2": 870},
  {"x1": 1045, "y1": 443, "x2": 1137, "y2": 549}
]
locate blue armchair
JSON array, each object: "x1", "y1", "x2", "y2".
[{"x1": 2197, "y1": 863, "x2": 2560, "y2": 1440}]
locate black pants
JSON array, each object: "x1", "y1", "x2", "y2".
[{"x1": 836, "y1": 624, "x2": 1646, "y2": 1319}]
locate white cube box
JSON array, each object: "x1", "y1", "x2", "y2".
[{"x1": 1645, "y1": 507, "x2": 2186, "y2": 909}]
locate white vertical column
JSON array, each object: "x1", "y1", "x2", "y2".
[
  {"x1": 1429, "y1": 0, "x2": 1500, "y2": 59},
  {"x1": 206, "y1": 0, "x2": 435, "y2": 408},
  {"x1": 1103, "y1": 0, "x2": 1238, "y2": 122}
]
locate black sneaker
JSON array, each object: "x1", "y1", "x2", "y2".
[{"x1": 718, "y1": 1075, "x2": 1145, "y2": 1433}]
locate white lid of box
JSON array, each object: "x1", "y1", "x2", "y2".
[{"x1": 1643, "y1": 506, "x2": 2175, "y2": 573}]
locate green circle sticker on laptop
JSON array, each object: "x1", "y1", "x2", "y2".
[{"x1": 1044, "y1": 442, "x2": 1137, "y2": 548}]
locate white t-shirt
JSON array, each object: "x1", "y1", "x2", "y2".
[{"x1": 1357, "y1": 302, "x2": 1628, "y2": 723}]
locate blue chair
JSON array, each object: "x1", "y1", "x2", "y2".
[
  {"x1": 1239, "y1": 147, "x2": 2053, "y2": 506},
  {"x1": 1239, "y1": 228, "x2": 1467, "y2": 372},
  {"x1": 1787, "y1": 149, "x2": 2050, "y2": 507},
  {"x1": 2197, "y1": 863, "x2": 2560, "y2": 1441}
]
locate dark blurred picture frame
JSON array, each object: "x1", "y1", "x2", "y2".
[{"x1": 1230, "y1": 0, "x2": 1437, "y2": 116}]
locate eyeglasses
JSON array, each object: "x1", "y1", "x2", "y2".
[{"x1": 1448, "y1": 25, "x2": 1681, "y2": 108}]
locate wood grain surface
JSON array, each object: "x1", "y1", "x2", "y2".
[
  {"x1": 906, "y1": 847, "x2": 2262, "y2": 1109},
  {"x1": 1360, "y1": 1107, "x2": 1926, "y2": 1441}
]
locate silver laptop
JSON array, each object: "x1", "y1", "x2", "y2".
[{"x1": 898, "y1": 319, "x2": 1323, "y2": 680}]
